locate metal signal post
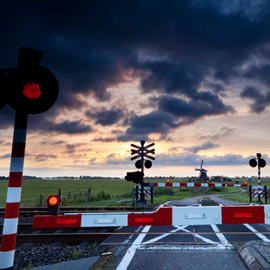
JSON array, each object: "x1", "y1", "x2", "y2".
[
  {"x1": 249, "y1": 153, "x2": 266, "y2": 203},
  {"x1": 129, "y1": 140, "x2": 155, "y2": 206}
]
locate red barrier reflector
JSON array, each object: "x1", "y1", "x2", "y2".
[
  {"x1": 194, "y1": 183, "x2": 201, "y2": 187},
  {"x1": 128, "y1": 213, "x2": 156, "y2": 226},
  {"x1": 208, "y1": 183, "x2": 215, "y2": 187},
  {"x1": 222, "y1": 206, "x2": 264, "y2": 224},
  {"x1": 180, "y1": 183, "x2": 187, "y2": 187},
  {"x1": 165, "y1": 183, "x2": 172, "y2": 187},
  {"x1": 233, "y1": 213, "x2": 253, "y2": 218},
  {"x1": 33, "y1": 215, "x2": 81, "y2": 228},
  {"x1": 56, "y1": 218, "x2": 78, "y2": 225},
  {"x1": 135, "y1": 217, "x2": 155, "y2": 223}
]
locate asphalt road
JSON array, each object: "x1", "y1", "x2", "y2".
[
  {"x1": 101, "y1": 191, "x2": 265, "y2": 269},
  {"x1": 166, "y1": 187, "x2": 247, "y2": 206},
  {"x1": 104, "y1": 223, "x2": 270, "y2": 270},
  {"x1": 103, "y1": 188, "x2": 268, "y2": 270}
]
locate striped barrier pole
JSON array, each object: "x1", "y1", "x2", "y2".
[
  {"x1": 0, "y1": 111, "x2": 28, "y2": 269},
  {"x1": 258, "y1": 165, "x2": 261, "y2": 202}
]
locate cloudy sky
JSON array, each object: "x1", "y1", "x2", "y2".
[{"x1": 1, "y1": 0, "x2": 270, "y2": 178}]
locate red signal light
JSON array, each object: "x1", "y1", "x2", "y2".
[
  {"x1": 7, "y1": 66, "x2": 59, "y2": 114},
  {"x1": 22, "y1": 82, "x2": 42, "y2": 99},
  {"x1": 47, "y1": 195, "x2": 60, "y2": 206}
]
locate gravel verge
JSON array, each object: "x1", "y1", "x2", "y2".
[{"x1": 14, "y1": 241, "x2": 98, "y2": 270}]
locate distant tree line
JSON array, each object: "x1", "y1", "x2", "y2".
[
  {"x1": 0, "y1": 175, "x2": 269, "y2": 181},
  {"x1": 0, "y1": 175, "x2": 43, "y2": 180}
]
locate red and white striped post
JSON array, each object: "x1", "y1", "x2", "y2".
[
  {"x1": 0, "y1": 111, "x2": 28, "y2": 269},
  {"x1": 258, "y1": 166, "x2": 261, "y2": 201}
]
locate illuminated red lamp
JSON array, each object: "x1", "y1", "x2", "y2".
[
  {"x1": 47, "y1": 195, "x2": 60, "y2": 206},
  {"x1": 47, "y1": 195, "x2": 61, "y2": 215},
  {"x1": 22, "y1": 82, "x2": 42, "y2": 99}
]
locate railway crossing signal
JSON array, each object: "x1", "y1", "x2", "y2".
[
  {"x1": 249, "y1": 153, "x2": 266, "y2": 168},
  {"x1": 0, "y1": 72, "x2": 8, "y2": 110},
  {"x1": 125, "y1": 171, "x2": 144, "y2": 184},
  {"x1": 0, "y1": 47, "x2": 59, "y2": 270},
  {"x1": 249, "y1": 153, "x2": 266, "y2": 203},
  {"x1": 47, "y1": 195, "x2": 61, "y2": 215},
  {"x1": 126, "y1": 141, "x2": 155, "y2": 206},
  {"x1": 1, "y1": 47, "x2": 59, "y2": 114},
  {"x1": 131, "y1": 140, "x2": 155, "y2": 169},
  {"x1": 6, "y1": 65, "x2": 59, "y2": 114}
]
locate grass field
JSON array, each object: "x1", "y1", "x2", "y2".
[{"x1": 0, "y1": 178, "x2": 260, "y2": 207}]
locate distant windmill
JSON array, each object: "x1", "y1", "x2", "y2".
[{"x1": 195, "y1": 160, "x2": 208, "y2": 181}]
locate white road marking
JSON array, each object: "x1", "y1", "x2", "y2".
[
  {"x1": 211, "y1": 224, "x2": 233, "y2": 248},
  {"x1": 244, "y1": 224, "x2": 270, "y2": 242},
  {"x1": 142, "y1": 225, "x2": 187, "y2": 245},
  {"x1": 175, "y1": 226, "x2": 227, "y2": 249},
  {"x1": 142, "y1": 225, "x2": 232, "y2": 250},
  {"x1": 116, "y1": 226, "x2": 151, "y2": 270},
  {"x1": 138, "y1": 244, "x2": 231, "y2": 250}
]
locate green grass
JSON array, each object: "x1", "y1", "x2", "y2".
[
  {"x1": 0, "y1": 179, "x2": 253, "y2": 207},
  {"x1": 220, "y1": 192, "x2": 250, "y2": 203},
  {"x1": 0, "y1": 179, "x2": 135, "y2": 207},
  {"x1": 221, "y1": 180, "x2": 270, "y2": 203}
]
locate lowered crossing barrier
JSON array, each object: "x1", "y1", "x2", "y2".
[{"x1": 33, "y1": 204, "x2": 270, "y2": 229}]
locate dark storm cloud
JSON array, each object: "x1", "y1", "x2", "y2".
[
  {"x1": 27, "y1": 116, "x2": 93, "y2": 135},
  {"x1": 41, "y1": 140, "x2": 65, "y2": 145},
  {"x1": 184, "y1": 141, "x2": 219, "y2": 154},
  {"x1": 244, "y1": 64, "x2": 270, "y2": 87},
  {"x1": 117, "y1": 93, "x2": 234, "y2": 140},
  {"x1": 1, "y1": 0, "x2": 270, "y2": 136},
  {"x1": 240, "y1": 86, "x2": 270, "y2": 113},
  {"x1": 157, "y1": 95, "x2": 234, "y2": 119},
  {"x1": 0, "y1": 105, "x2": 92, "y2": 135},
  {"x1": 154, "y1": 153, "x2": 257, "y2": 167},
  {"x1": 34, "y1": 154, "x2": 57, "y2": 162},
  {"x1": 85, "y1": 107, "x2": 125, "y2": 126},
  {"x1": 198, "y1": 127, "x2": 234, "y2": 141},
  {"x1": 0, "y1": 106, "x2": 15, "y2": 129},
  {"x1": 0, "y1": 153, "x2": 10, "y2": 159},
  {"x1": 117, "y1": 111, "x2": 179, "y2": 141},
  {"x1": 92, "y1": 137, "x2": 116, "y2": 142}
]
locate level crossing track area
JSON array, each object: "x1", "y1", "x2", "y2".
[
  {"x1": 1, "y1": 223, "x2": 270, "y2": 246},
  {"x1": 107, "y1": 223, "x2": 270, "y2": 270},
  {"x1": 101, "y1": 223, "x2": 270, "y2": 248},
  {"x1": 2, "y1": 205, "x2": 270, "y2": 269}
]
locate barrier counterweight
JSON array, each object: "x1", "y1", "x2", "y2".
[{"x1": 0, "y1": 112, "x2": 28, "y2": 269}]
